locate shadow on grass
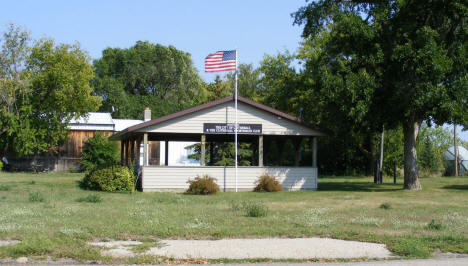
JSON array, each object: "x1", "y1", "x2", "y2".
[
  {"x1": 443, "y1": 185, "x2": 468, "y2": 190},
  {"x1": 318, "y1": 181, "x2": 402, "y2": 192}
]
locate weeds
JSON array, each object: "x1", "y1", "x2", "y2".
[
  {"x1": 76, "y1": 194, "x2": 103, "y2": 203},
  {"x1": 426, "y1": 219, "x2": 444, "y2": 231},
  {"x1": 229, "y1": 201, "x2": 269, "y2": 217},
  {"x1": 229, "y1": 200, "x2": 242, "y2": 211},
  {"x1": 0, "y1": 184, "x2": 10, "y2": 191},
  {"x1": 243, "y1": 201, "x2": 268, "y2": 217},
  {"x1": 28, "y1": 191, "x2": 45, "y2": 202},
  {"x1": 380, "y1": 202, "x2": 392, "y2": 210},
  {"x1": 299, "y1": 208, "x2": 335, "y2": 227}
]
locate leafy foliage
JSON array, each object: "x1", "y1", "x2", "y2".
[
  {"x1": 80, "y1": 134, "x2": 119, "y2": 172},
  {"x1": 93, "y1": 41, "x2": 205, "y2": 119},
  {"x1": 187, "y1": 142, "x2": 253, "y2": 166},
  {"x1": 81, "y1": 166, "x2": 135, "y2": 192},
  {"x1": 185, "y1": 174, "x2": 220, "y2": 195},
  {"x1": 0, "y1": 24, "x2": 100, "y2": 157},
  {"x1": 293, "y1": 1, "x2": 468, "y2": 188},
  {"x1": 253, "y1": 173, "x2": 283, "y2": 192}
]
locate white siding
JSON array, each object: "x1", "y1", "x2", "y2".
[
  {"x1": 142, "y1": 166, "x2": 317, "y2": 191},
  {"x1": 137, "y1": 102, "x2": 323, "y2": 136}
]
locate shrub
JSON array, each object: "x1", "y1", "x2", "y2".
[
  {"x1": 80, "y1": 133, "x2": 120, "y2": 173},
  {"x1": 81, "y1": 166, "x2": 135, "y2": 192},
  {"x1": 186, "y1": 174, "x2": 220, "y2": 195},
  {"x1": 244, "y1": 201, "x2": 268, "y2": 217},
  {"x1": 253, "y1": 173, "x2": 283, "y2": 192},
  {"x1": 0, "y1": 161, "x2": 3, "y2": 170},
  {"x1": 76, "y1": 194, "x2": 103, "y2": 203},
  {"x1": 380, "y1": 202, "x2": 392, "y2": 210},
  {"x1": 29, "y1": 191, "x2": 45, "y2": 202}
]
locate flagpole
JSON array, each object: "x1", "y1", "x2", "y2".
[{"x1": 234, "y1": 47, "x2": 238, "y2": 192}]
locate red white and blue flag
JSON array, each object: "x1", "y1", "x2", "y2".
[{"x1": 205, "y1": 50, "x2": 236, "y2": 73}]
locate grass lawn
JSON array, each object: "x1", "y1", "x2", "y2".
[{"x1": 0, "y1": 172, "x2": 467, "y2": 263}]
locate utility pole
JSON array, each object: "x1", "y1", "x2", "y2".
[
  {"x1": 454, "y1": 124, "x2": 458, "y2": 177},
  {"x1": 379, "y1": 127, "x2": 385, "y2": 183}
]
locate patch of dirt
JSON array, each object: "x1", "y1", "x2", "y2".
[
  {"x1": 89, "y1": 240, "x2": 143, "y2": 258},
  {"x1": 0, "y1": 240, "x2": 20, "y2": 247}
]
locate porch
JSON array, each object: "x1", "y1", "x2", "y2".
[{"x1": 109, "y1": 95, "x2": 326, "y2": 191}]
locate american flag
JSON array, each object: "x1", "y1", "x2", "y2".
[{"x1": 205, "y1": 50, "x2": 236, "y2": 72}]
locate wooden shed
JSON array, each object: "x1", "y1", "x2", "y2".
[{"x1": 110, "y1": 96, "x2": 327, "y2": 191}]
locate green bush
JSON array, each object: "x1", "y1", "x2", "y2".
[
  {"x1": 81, "y1": 166, "x2": 135, "y2": 192},
  {"x1": 0, "y1": 161, "x2": 3, "y2": 170},
  {"x1": 244, "y1": 201, "x2": 268, "y2": 217},
  {"x1": 253, "y1": 173, "x2": 283, "y2": 192},
  {"x1": 186, "y1": 174, "x2": 220, "y2": 195},
  {"x1": 80, "y1": 133, "x2": 120, "y2": 172}
]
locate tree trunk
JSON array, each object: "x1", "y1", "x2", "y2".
[
  {"x1": 366, "y1": 136, "x2": 377, "y2": 176},
  {"x1": 403, "y1": 118, "x2": 422, "y2": 190}
]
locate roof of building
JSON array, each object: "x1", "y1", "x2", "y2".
[
  {"x1": 113, "y1": 119, "x2": 144, "y2": 132},
  {"x1": 444, "y1": 146, "x2": 468, "y2": 161},
  {"x1": 110, "y1": 95, "x2": 327, "y2": 140},
  {"x1": 68, "y1": 112, "x2": 144, "y2": 132},
  {"x1": 69, "y1": 112, "x2": 114, "y2": 125}
]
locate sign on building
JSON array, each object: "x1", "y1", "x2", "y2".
[{"x1": 203, "y1": 123, "x2": 262, "y2": 134}]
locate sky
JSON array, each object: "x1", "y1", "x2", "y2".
[
  {"x1": 2, "y1": 0, "x2": 305, "y2": 82},
  {"x1": 3, "y1": 0, "x2": 467, "y2": 140}
]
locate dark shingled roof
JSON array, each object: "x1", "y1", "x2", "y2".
[{"x1": 110, "y1": 95, "x2": 327, "y2": 140}]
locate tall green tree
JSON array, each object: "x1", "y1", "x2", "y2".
[
  {"x1": 93, "y1": 41, "x2": 205, "y2": 119},
  {"x1": 294, "y1": 0, "x2": 468, "y2": 189},
  {"x1": 0, "y1": 24, "x2": 100, "y2": 157},
  {"x1": 226, "y1": 63, "x2": 262, "y2": 101}
]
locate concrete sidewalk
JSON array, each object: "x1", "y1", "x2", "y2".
[{"x1": 210, "y1": 257, "x2": 468, "y2": 266}]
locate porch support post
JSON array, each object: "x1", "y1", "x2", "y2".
[
  {"x1": 120, "y1": 140, "x2": 124, "y2": 164},
  {"x1": 143, "y1": 133, "x2": 148, "y2": 166},
  {"x1": 130, "y1": 138, "x2": 135, "y2": 165},
  {"x1": 125, "y1": 139, "x2": 130, "y2": 166},
  {"x1": 312, "y1": 136, "x2": 317, "y2": 168},
  {"x1": 258, "y1": 135, "x2": 263, "y2": 167},
  {"x1": 201, "y1": 134, "x2": 206, "y2": 166},
  {"x1": 164, "y1": 140, "x2": 169, "y2": 166},
  {"x1": 293, "y1": 137, "x2": 302, "y2": 166},
  {"x1": 136, "y1": 137, "x2": 141, "y2": 167}
]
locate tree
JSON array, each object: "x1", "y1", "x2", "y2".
[
  {"x1": 93, "y1": 41, "x2": 205, "y2": 119},
  {"x1": 0, "y1": 24, "x2": 100, "y2": 157},
  {"x1": 204, "y1": 76, "x2": 232, "y2": 101},
  {"x1": 226, "y1": 63, "x2": 262, "y2": 101},
  {"x1": 294, "y1": 1, "x2": 468, "y2": 189}
]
